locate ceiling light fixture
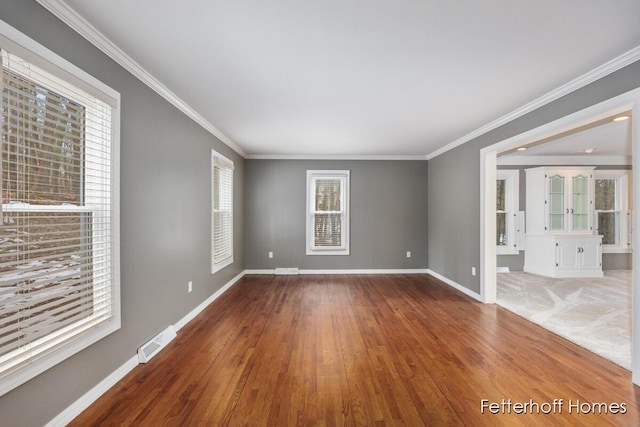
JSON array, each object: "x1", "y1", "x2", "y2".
[
  {"x1": 583, "y1": 148, "x2": 595, "y2": 154},
  {"x1": 516, "y1": 147, "x2": 527, "y2": 151},
  {"x1": 613, "y1": 115, "x2": 630, "y2": 122}
]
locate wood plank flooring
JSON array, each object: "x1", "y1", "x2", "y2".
[{"x1": 70, "y1": 274, "x2": 640, "y2": 426}]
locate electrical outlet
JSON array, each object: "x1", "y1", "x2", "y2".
[
  {"x1": 268, "y1": 251, "x2": 273, "y2": 259},
  {"x1": 406, "y1": 251, "x2": 411, "y2": 258},
  {"x1": 471, "y1": 267, "x2": 476, "y2": 276},
  {"x1": 188, "y1": 281, "x2": 193, "y2": 293}
]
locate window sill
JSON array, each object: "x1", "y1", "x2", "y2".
[
  {"x1": 602, "y1": 247, "x2": 633, "y2": 254},
  {"x1": 0, "y1": 316, "x2": 120, "y2": 396},
  {"x1": 306, "y1": 248, "x2": 350, "y2": 256},
  {"x1": 496, "y1": 247, "x2": 520, "y2": 255},
  {"x1": 211, "y1": 257, "x2": 233, "y2": 274}
]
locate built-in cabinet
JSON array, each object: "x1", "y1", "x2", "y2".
[
  {"x1": 556, "y1": 236, "x2": 602, "y2": 272},
  {"x1": 524, "y1": 166, "x2": 603, "y2": 278},
  {"x1": 525, "y1": 235, "x2": 603, "y2": 278}
]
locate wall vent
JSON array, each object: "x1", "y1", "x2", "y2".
[
  {"x1": 275, "y1": 267, "x2": 299, "y2": 275},
  {"x1": 138, "y1": 325, "x2": 177, "y2": 363}
]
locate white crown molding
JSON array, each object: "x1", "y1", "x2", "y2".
[
  {"x1": 35, "y1": 1, "x2": 640, "y2": 162},
  {"x1": 427, "y1": 45, "x2": 640, "y2": 160},
  {"x1": 36, "y1": 0, "x2": 246, "y2": 158},
  {"x1": 246, "y1": 154, "x2": 427, "y2": 160},
  {"x1": 497, "y1": 155, "x2": 632, "y2": 166}
]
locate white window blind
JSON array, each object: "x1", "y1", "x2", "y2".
[
  {"x1": 0, "y1": 43, "x2": 118, "y2": 394},
  {"x1": 306, "y1": 170, "x2": 350, "y2": 255},
  {"x1": 211, "y1": 151, "x2": 233, "y2": 273}
]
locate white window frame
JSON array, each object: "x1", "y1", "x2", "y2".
[
  {"x1": 306, "y1": 170, "x2": 350, "y2": 256},
  {"x1": 211, "y1": 150, "x2": 234, "y2": 274},
  {"x1": 0, "y1": 21, "x2": 120, "y2": 396},
  {"x1": 594, "y1": 170, "x2": 632, "y2": 253},
  {"x1": 496, "y1": 169, "x2": 520, "y2": 255}
]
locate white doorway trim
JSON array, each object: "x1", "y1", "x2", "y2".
[{"x1": 479, "y1": 87, "x2": 640, "y2": 384}]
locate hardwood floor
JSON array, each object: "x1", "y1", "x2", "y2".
[{"x1": 71, "y1": 274, "x2": 640, "y2": 426}]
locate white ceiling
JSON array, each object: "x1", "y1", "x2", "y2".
[
  {"x1": 53, "y1": 0, "x2": 640, "y2": 157},
  {"x1": 501, "y1": 116, "x2": 632, "y2": 159}
]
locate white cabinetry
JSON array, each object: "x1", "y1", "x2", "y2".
[
  {"x1": 524, "y1": 166, "x2": 603, "y2": 278},
  {"x1": 525, "y1": 167, "x2": 594, "y2": 234},
  {"x1": 525, "y1": 235, "x2": 603, "y2": 278}
]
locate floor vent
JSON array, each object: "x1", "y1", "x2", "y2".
[
  {"x1": 138, "y1": 325, "x2": 177, "y2": 363},
  {"x1": 275, "y1": 267, "x2": 299, "y2": 275}
]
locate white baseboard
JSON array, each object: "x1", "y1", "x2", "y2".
[
  {"x1": 45, "y1": 355, "x2": 139, "y2": 427},
  {"x1": 274, "y1": 267, "x2": 299, "y2": 275},
  {"x1": 301, "y1": 269, "x2": 430, "y2": 275},
  {"x1": 47, "y1": 270, "x2": 246, "y2": 426},
  {"x1": 425, "y1": 269, "x2": 483, "y2": 302},
  {"x1": 174, "y1": 270, "x2": 245, "y2": 331},
  {"x1": 245, "y1": 269, "x2": 276, "y2": 274},
  {"x1": 246, "y1": 268, "x2": 430, "y2": 275}
]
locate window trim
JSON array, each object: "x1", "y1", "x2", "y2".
[
  {"x1": 211, "y1": 150, "x2": 234, "y2": 274},
  {"x1": 306, "y1": 170, "x2": 350, "y2": 256},
  {"x1": 0, "y1": 21, "x2": 120, "y2": 397},
  {"x1": 594, "y1": 169, "x2": 632, "y2": 253},
  {"x1": 496, "y1": 169, "x2": 520, "y2": 255}
]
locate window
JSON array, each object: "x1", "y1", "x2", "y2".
[
  {"x1": 496, "y1": 169, "x2": 522, "y2": 255},
  {"x1": 0, "y1": 25, "x2": 119, "y2": 396},
  {"x1": 306, "y1": 170, "x2": 350, "y2": 255},
  {"x1": 594, "y1": 170, "x2": 632, "y2": 253},
  {"x1": 211, "y1": 150, "x2": 233, "y2": 273}
]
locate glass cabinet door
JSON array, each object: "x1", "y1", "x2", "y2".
[
  {"x1": 572, "y1": 175, "x2": 589, "y2": 231},
  {"x1": 548, "y1": 175, "x2": 565, "y2": 231}
]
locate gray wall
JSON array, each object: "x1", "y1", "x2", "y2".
[
  {"x1": 497, "y1": 165, "x2": 633, "y2": 271},
  {"x1": 0, "y1": 2, "x2": 244, "y2": 425},
  {"x1": 2, "y1": 1, "x2": 638, "y2": 424},
  {"x1": 244, "y1": 160, "x2": 428, "y2": 270},
  {"x1": 429, "y1": 61, "x2": 640, "y2": 293},
  {"x1": 427, "y1": 140, "x2": 481, "y2": 288}
]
